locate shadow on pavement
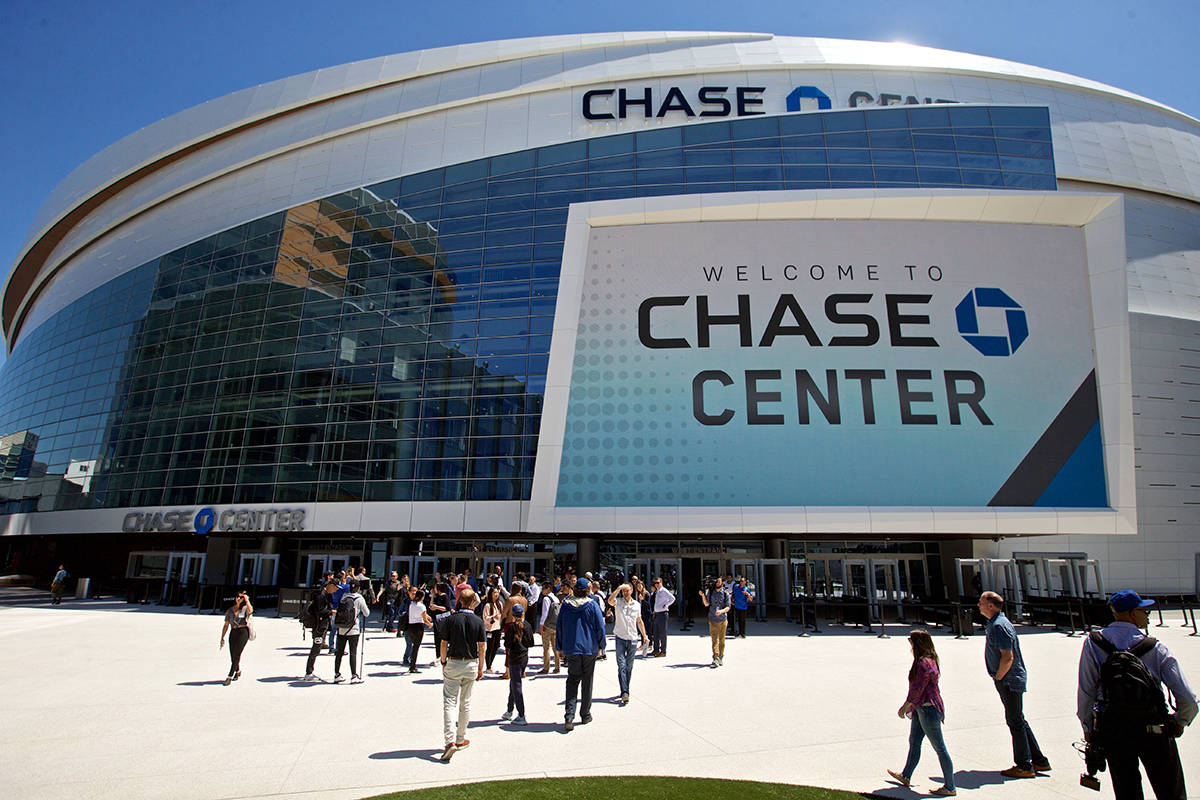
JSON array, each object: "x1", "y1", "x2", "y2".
[
  {"x1": 177, "y1": 680, "x2": 227, "y2": 687},
  {"x1": 950, "y1": 769, "x2": 1011, "y2": 790},
  {"x1": 368, "y1": 749, "x2": 446, "y2": 763},
  {"x1": 665, "y1": 662, "x2": 711, "y2": 669}
]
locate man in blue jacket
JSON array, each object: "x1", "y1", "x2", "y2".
[{"x1": 556, "y1": 577, "x2": 606, "y2": 731}]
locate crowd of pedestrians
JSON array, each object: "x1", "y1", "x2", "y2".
[{"x1": 217, "y1": 569, "x2": 1197, "y2": 793}]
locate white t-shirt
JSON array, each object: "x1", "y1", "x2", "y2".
[
  {"x1": 407, "y1": 601, "x2": 427, "y2": 625},
  {"x1": 613, "y1": 596, "x2": 643, "y2": 641}
]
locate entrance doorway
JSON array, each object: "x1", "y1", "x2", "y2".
[
  {"x1": 236, "y1": 553, "x2": 279, "y2": 585},
  {"x1": 302, "y1": 553, "x2": 356, "y2": 586}
]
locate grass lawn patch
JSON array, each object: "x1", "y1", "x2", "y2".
[{"x1": 363, "y1": 776, "x2": 876, "y2": 799}]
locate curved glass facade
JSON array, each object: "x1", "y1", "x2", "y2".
[{"x1": 0, "y1": 105, "x2": 1054, "y2": 513}]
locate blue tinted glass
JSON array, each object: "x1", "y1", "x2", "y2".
[
  {"x1": 917, "y1": 167, "x2": 962, "y2": 184},
  {"x1": 487, "y1": 195, "x2": 535, "y2": 213},
  {"x1": 989, "y1": 106, "x2": 1050, "y2": 127},
  {"x1": 784, "y1": 165, "x2": 829, "y2": 183},
  {"x1": 915, "y1": 150, "x2": 958, "y2": 167},
  {"x1": 637, "y1": 149, "x2": 684, "y2": 168},
  {"x1": 873, "y1": 166, "x2": 918, "y2": 184},
  {"x1": 1000, "y1": 155, "x2": 1053, "y2": 173},
  {"x1": 907, "y1": 107, "x2": 951, "y2": 128},
  {"x1": 949, "y1": 106, "x2": 992, "y2": 126},
  {"x1": 588, "y1": 133, "x2": 634, "y2": 157},
  {"x1": 636, "y1": 127, "x2": 681, "y2": 151},
  {"x1": 830, "y1": 165, "x2": 874, "y2": 183},
  {"x1": 961, "y1": 170, "x2": 1005, "y2": 187},
  {"x1": 442, "y1": 180, "x2": 486, "y2": 202},
  {"x1": 685, "y1": 166, "x2": 734, "y2": 183},
  {"x1": 822, "y1": 111, "x2": 866, "y2": 132},
  {"x1": 589, "y1": 153, "x2": 636, "y2": 171},
  {"x1": 684, "y1": 148, "x2": 733, "y2": 166},
  {"x1": 732, "y1": 148, "x2": 782, "y2": 165},
  {"x1": 828, "y1": 149, "x2": 871, "y2": 165},
  {"x1": 913, "y1": 133, "x2": 955, "y2": 150},
  {"x1": 538, "y1": 141, "x2": 587, "y2": 166},
  {"x1": 782, "y1": 149, "x2": 829, "y2": 165},
  {"x1": 779, "y1": 113, "x2": 823, "y2": 134},
  {"x1": 490, "y1": 150, "x2": 536, "y2": 175},
  {"x1": 536, "y1": 174, "x2": 586, "y2": 192},
  {"x1": 683, "y1": 121, "x2": 730, "y2": 144},
  {"x1": 997, "y1": 139, "x2": 1053, "y2": 157},
  {"x1": 869, "y1": 130, "x2": 913, "y2": 148},
  {"x1": 825, "y1": 131, "x2": 869, "y2": 148},
  {"x1": 871, "y1": 149, "x2": 916, "y2": 165},
  {"x1": 730, "y1": 116, "x2": 779, "y2": 140},
  {"x1": 733, "y1": 165, "x2": 783, "y2": 182},
  {"x1": 400, "y1": 170, "x2": 442, "y2": 194},
  {"x1": 958, "y1": 152, "x2": 1001, "y2": 170},
  {"x1": 955, "y1": 136, "x2": 997, "y2": 154},
  {"x1": 444, "y1": 159, "x2": 489, "y2": 184}
]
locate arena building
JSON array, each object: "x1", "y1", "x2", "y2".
[{"x1": 2, "y1": 33, "x2": 1197, "y2": 610}]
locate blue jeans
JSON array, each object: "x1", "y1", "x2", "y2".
[
  {"x1": 614, "y1": 637, "x2": 638, "y2": 696},
  {"x1": 382, "y1": 602, "x2": 396, "y2": 630},
  {"x1": 402, "y1": 629, "x2": 415, "y2": 665},
  {"x1": 902, "y1": 706, "x2": 956, "y2": 792},
  {"x1": 995, "y1": 681, "x2": 1046, "y2": 770}
]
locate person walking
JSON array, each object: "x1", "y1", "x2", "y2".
[
  {"x1": 698, "y1": 577, "x2": 732, "y2": 668},
  {"x1": 50, "y1": 564, "x2": 69, "y2": 605},
  {"x1": 405, "y1": 589, "x2": 433, "y2": 673},
  {"x1": 631, "y1": 576, "x2": 652, "y2": 655},
  {"x1": 328, "y1": 571, "x2": 350, "y2": 655},
  {"x1": 730, "y1": 575, "x2": 754, "y2": 638},
  {"x1": 608, "y1": 582, "x2": 649, "y2": 704},
  {"x1": 482, "y1": 587, "x2": 504, "y2": 674},
  {"x1": 537, "y1": 587, "x2": 561, "y2": 674},
  {"x1": 501, "y1": 604, "x2": 534, "y2": 725},
  {"x1": 439, "y1": 588, "x2": 486, "y2": 762},
  {"x1": 978, "y1": 591, "x2": 1051, "y2": 778},
  {"x1": 399, "y1": 585, "x2": 418, "y2": 661},
  {"x1": 649, "y1": 576, "x2": 675, "y2": 657},
  {"x1": 219, "y1": 590, "x2": 254, "y2": 686},
  {"x1": 376, "y1": 571, "x2": 401, "y2": 632},
  {"x1": 888, "y1": 630, "x2": 957, "y2": 796},
  {"x1": 302, "y1": 580, "x2": 338, "y2": 681},
  {"x1": 333, "y1": 581, "x2": 371, "y2": 684},
  {"x1": 1077, "y1": 590, "x2": 1196, "y2": 800},
  {"x1": 556, "y1": 577, "x2": 606, "y2": 731}
]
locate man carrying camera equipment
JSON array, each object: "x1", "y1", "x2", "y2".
[
  {"x1": 699, "y1": 576, "x2": 732, "y2": 668},
  {"x1": 1077, "y1": 590, "x2": 1197, "y2": 799}
]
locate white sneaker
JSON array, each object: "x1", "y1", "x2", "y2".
[
  {"x1": 710, "y1": 659, "x2": 718, "y2": 668},
  {"x1": 717, "y1": 657, "x2": 723, "y2": 666},
  {"x1": 513, "y1": 715, "x2": 527, "y2": 725},
  {"x1": 334, "y1": 674, "x2": 345, "y2": 683},
  {"x1": 351, "y1": 676, "x2": 363, "y2": 684},
  {"x1": 501, "y1": 710, "x2": 513, "y2": 721},
  {"x1": 301, "y1": 674, "x2": 319, "y2": 682}
]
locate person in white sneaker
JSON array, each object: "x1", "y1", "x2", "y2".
[
  {"x1": 439, "y1": 588, "x2": 486, "y2": 761},
  {"x1": 609, "y1": 583, "x2": 649, "y2": 704},
  {"x1": 501, "y1": 604, "x2": 534, "y2": 725},
  {"x1": 333, "y1": 583, "x2": 370, "y2": 684}
]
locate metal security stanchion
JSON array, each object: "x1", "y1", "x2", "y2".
[
  {"x1": 796, "y1": 599, "x2": 811, "y2": 637},
  {"x1": 1065, "y1": 598, "x2": 1080, "y2": 637}
]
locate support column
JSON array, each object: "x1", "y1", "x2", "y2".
[
  {"x1": 767, "y1": 537, "x2": 787, "y2": 559},
  {"x1": 260, "y1": 536, "x2": 280, "y2": 555},
  {"x1": 203, "y1": 537, "x2": 233, "y2": 584},
  {"x1": 577, "y1": 536, "x2": 598, "y2": 573}
]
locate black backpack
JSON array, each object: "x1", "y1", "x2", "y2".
[
  {"x1": 1089, "y1": 631, "x2": 1168, "y2": 730},
  {"x1": 335, "y1": 594, "x2": 358, "y2": 628}
]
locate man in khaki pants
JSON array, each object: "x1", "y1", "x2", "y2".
[
  {"x1": 537, "y1": 588, "x2": 560, "y2": 674},
  {"x1": 438, "y1": 588, "x2": 486, "y2": 761},
  {"x1": 698, "y1": 577, "x2": 732, "y2": 668}
]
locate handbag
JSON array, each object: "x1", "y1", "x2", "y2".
[{"x1": 248, "y1": 619, "x2": 257, "y2": 641}]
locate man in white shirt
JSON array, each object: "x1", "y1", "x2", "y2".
[{"x1": 649, "y1": 577, "x2": 675, "y2": 657}]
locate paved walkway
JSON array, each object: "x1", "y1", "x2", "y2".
[{"x1": 3, "y1": 588, "x2": 1198, "y2": 800}]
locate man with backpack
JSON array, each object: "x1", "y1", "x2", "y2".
[
  {"x1": 302, "y1": 580, "x2": 339, "y2": 681},
  {"x1": 333, "y1": 581, "x2": 371, "y2": 684},
  {"x1": 1077, "y1": 590, "x2": 1197, "y2": 799}
]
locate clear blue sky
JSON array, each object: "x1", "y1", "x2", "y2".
[{"x1": 1, "y1": 0, "x2": 1196, "y2": 292}]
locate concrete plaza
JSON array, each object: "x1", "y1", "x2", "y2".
[{"x1": 3, "y1": 588, "x2": 1197, "y2": 800}]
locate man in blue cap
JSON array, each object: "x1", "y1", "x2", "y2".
[
  {"x1": 1077, "y1": 590, "x2": 1197, "y2": 799},
  {"x1": 556, "y1": 576, "x2": 606, "y2": 731}
]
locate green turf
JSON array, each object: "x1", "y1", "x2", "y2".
[{"x1": 362, "y1": 776, "x2": 875, "y2": 800}]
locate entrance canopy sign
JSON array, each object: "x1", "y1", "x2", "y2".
[{"x1": 531, "y1": 189, "x2": 1135, "y2": 536}]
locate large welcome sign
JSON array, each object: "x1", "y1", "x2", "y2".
[{"x1": 531, "y1": 191, "x2": 1134, "y2": 532}]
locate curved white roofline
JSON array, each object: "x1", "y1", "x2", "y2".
[
  {"x1": 7, "y1": 32, "x2": 1200, "y2": 349},
  {"x1": 18, "y1": 32, "x2": 1194, "y2": 260}
]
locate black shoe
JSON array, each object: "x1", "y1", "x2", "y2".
[
  {"x1": 564, "y1": 719, "x2": 574, "y2": 732},
  {"x1": 409, "y1": 667, "x2": 420, "y2": 674},
  {"x1": 222, "y1": 677, "x2": 232, "y2": 686},
  {"x1": 580, "y1": 714, "x2": 593, "y2": 725}
]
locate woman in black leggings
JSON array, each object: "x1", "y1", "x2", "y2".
[
  {"x1": 219, "y1": 591, "x2": 254, "y2": 686},
  {"x1": 405, "y1": 590, "x2": 433, "y2": 673}
]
